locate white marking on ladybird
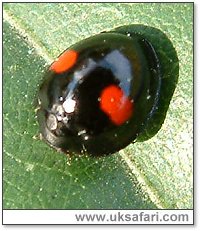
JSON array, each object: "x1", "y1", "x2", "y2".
[
  {"x1": 63, "y1": 99, "x2": 76, "y2": 113},
  {"x1": 51, "y1": 104, "x2": 65, "y2": 121},
  {"x1": 62, "y1": 117, "x2": 69, "y2": 124},
  {"x1": 81, "y1": 144, "x2": 87, "y2": 153},
  {"x1": 46, "y1": 114, "x2": 58, "y2": 130},
  {"x1": 84, "y1": 135, "x2": 89, "y2": 141},
  {"x1": 78, "y1": 130, "x2": 87, "y2": 136}
]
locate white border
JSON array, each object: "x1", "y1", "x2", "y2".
[
  {"x1": 3, "y1": 209, "x2": 194, "y2": 225},
  {"x1": 2, "y1": 0, "x2": 197, "y2": 228}
]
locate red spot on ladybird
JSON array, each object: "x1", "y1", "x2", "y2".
[
  {"x1": 50, "y1": 50, "x2": 78, "y2": 73},
  {"x1": 100, "y1": 85, "x2": 133, "y2": 125}
]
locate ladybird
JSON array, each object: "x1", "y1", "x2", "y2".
[{"x1": 37, "y1": 25, "x2": 179, "y2": 156}]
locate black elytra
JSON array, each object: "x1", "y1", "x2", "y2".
[{"x1": 37, "y1": 24, "x2": 179, "y2": 157}]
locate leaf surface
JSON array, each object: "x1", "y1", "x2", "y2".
[{"x1": 3, "y1": 3, "x2": 193, "y2": 209}]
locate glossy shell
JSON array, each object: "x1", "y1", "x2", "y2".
[{"x1": 37, "y1": 25, "x2": 178, "y2": 156}]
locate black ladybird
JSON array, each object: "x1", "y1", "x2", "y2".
[{"x1": 37, "y1": 25, "x2": 179, "y2": 156}]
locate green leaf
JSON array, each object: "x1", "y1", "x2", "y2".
[{"x1": 3, "y1": 3, "x2": 193, "y2": 209}]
